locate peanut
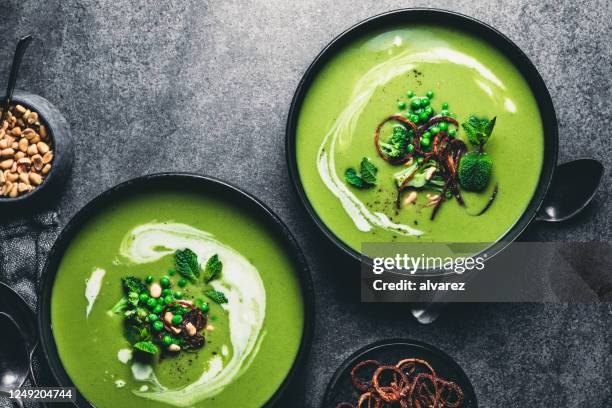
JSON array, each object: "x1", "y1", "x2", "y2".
[
  {"x1": 29, "y1": 172, "x2": 42, "y2": 185},
  {"x1": 42, "y1": 151, "x2": 53, "y2": 164},
  {"x1": 164, "y1": 312, "x2": 174, "y2": 325},
  {"x1": 1, "y1": 148, "x2": 14, "y2": 157},
  {"x1": 18, "y1": 173, "x2": 29, "y2": 184},
  {"x1": 31, "y1": 154, "x2": 43, "y2": 171},
  {"x1": 15, "y1": 105, "x2": 26, "y2": 114},
  {"x1": 10, "y1": 127, "x2": 21, "y2": 136},
  {"x1": 36, "y1": 142, "x2": 50, "y2": 154},
  {"x1": 150, "y1": 283, "x2": 162, "y2": 298},
  {"x1": 27, "y1": 144, "x2": 38, "y2": 156},
  {"x1": 41, "y1": 163, "x2": 51, "y2": 175},
  {"x1": 167, "y1": 344, "x2": 181, "y2": 352},
  {"x1": 0, "y1": 159, "x2": 14, "y2": 170},
  {"x1": 18, "y1": 138, "x2": 28, "y2": 152},
  {"x1": 5, "y1": 171, "x2": 17, "y2": 182},
  {"x1": 8, "y1": 184, "x2": 18, "y2": 197},
  {"x1": 403, "y1": 191, "x2": 418, "y2": 206},
  {"x1": 14, "y1": 151, "x2": 25, "y2": 161},
  {"x1": 185, "y1": 322, "x2": 196, "y2": 337},
  {"x1": 18, "y1": 182, "x2": 31, "y2": 193}
]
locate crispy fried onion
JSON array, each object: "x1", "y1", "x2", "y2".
[
  {"x1": 375, "y1": 115, "x2": 467, "y2": 220},
  {"x1": 337, "y1": 358, "x2": 464, "y2": 408}
]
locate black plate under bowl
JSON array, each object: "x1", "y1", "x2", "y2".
[
  {"x1": 37, "y1": 173, "x2": 314, "y2": 408},
  {"x1": 286, "y1": 8, "x2": 558, "y2": 264},
  {"x1": 0, "y1": 90, "x2": 74, "y2": 210},
  {"x1": 323, "y1": 339, "x2": 477, "y2": 408}
]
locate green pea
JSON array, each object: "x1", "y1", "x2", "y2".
[
  {"x1": 407, "y1": 90, "x2": 415, "y2": 98},
  {"x1": 407, "y1": 144, "x2": 414, "y2": 153},
  {"x1": 168, "y1": 268, "x2": 176, "y2": 276},
  {"x1": 148, "y1": 313, "x2": 159, "y2": 322},
  {"x1": 152, "y1": 321, "x2": 164, "y2": 331},
  {"x1": 398, "y1": 101, "x2": 407, "y2": 110},
  {"x1": 178, "y1": 278, "x2": 187, "y2": 287},
  {"x1": 174, "y1": 291, "x2": 183, "y2": 299},
  {"x1": 426, "y1": 90, "x2": 434, "y2": 99},
  {"x1": 162, "y1": 288, "x2": 172, "y2": 297},
  {"x1": 425, "y1": 106, "x2": 434, "y2": 116},
  {"x1": 409, "y1": 114, "x2": 419, "y2": 123},
  {"x1": 441, "y1": 102, "x2": 449, "y2": 109},
  {"x1": 164, "y1": 295, "x2": 174, "y2": 305},
  {"x1": 146, "y1": 298, "x2": 157, "y2": 308},
  {"x1": 153, "y1": 305, "x2": 163, "y2": 314},
  {"x1": 160, "y1": 277, "x2": 170, "y2": 288},
  {"x1": 420, "y1": 138, "x2": 431, "y2": 147},
  {"x1": 430, "y1": 126, "x2": 440, "y2": 135},
  {"x1": 420, "y1": 97, "x2": 430, "y2": 107},
  {"x1": 448, "y1": 129, "x2": 457, "y2": 137},
  {"x1": 172, "y1": 315, "x2": 183, "y2": 325},
  {"x1": 439, "y1": 122, "x2": 448, "y2": 131},
  {"x1": 200, "y1": 302, "x2": 210, "y2": 313},
  {"x1": 418, "y1": 112, "x2": 429, "y2": 122},
  {"x1": 410, "y1": 98, "x2": 421, "y2": 109},
  {"x1": 422, "y1": 131, "x2": 432, "y2": 140},
  {"x1": 145, "y1": 275, "x2": 154, "y2": 284},
  {"x1": 440, "y1": 109, "x2": 450, "y2": 116},
  {"x1": 139, "y1": 293, "x2": 149, "y2": 303},
  {"x1": 162, "y1": 335, "x2": 173, "y2": 345}
]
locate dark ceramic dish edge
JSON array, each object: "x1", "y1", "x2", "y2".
[
  {"x1": 322, "y1": 338, "x2": 478, "y2": 407},
  {"x1": 0, "y1": 90, "x2": 74, "y2": 207},
  {"x1": 37, "y1": 173, "x2": 315, "y2": 408},
  {"x1": 285, "y1": 8, "x2": 558, "y2": 265}
]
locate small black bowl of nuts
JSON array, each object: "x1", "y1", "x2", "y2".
[{"x1": 0, "y1": 90, "x2": 73, "y2": 207}]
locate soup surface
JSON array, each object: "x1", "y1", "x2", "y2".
[
  {"x1": 51, "y1": 188, "x2": 305, "y2": 407},
  {"x1": 296, "y1": 25, "x2": 544, "y2": 250}
]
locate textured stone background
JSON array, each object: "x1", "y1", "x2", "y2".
[{"x1": 0, "y1": 0, "x2": 611, "y2": 407}]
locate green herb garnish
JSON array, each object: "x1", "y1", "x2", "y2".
[
  {"x1": 461, "y1": 116, "x2": 496, "y2": 151},
  {"x1": 133, "y1": 341, "x2": 159, "y2": 355},
  {"x1": 345, "y1": 157, "x2": 378, "y2": 188},
  {"x1": 174, "y1": 248, "x2": 200, "y2": 282},
  {"x1": 203, "y1": 254, "x2": 223, "y2": 283},
  {"x1": 205, "y1": 289, "x2": 228, "y2": 304},
  {"x1": 122, "y1": 276, "x2": 147, "y2": 294},
  {"x1": 379, "y1": 125, "x2": 409, "y2": 159}
]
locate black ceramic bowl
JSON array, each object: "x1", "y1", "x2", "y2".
[
  {"x1": 286, "y1": 8, "x2": 558, "y2": 264},
  {"x1": 323, "y1": 339, "x2": 477, "y2": 407},
  {"x1": 0, "y1": 90, "x2": 73, "y2": 208},
  {"x1": 37, "y1": 173, "x2": 314, "y2": 408}
]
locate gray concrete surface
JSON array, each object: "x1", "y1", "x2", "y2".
[{"x1": 0, "y1": 0, "x2": 611, "y2": 407}]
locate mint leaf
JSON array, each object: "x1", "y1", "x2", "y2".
[
  {"x1": 174, "y1": 248, "x2": 199, "y2": 282},
  {"x1": 345, "y1": 168, "x2": 364, "y2": 188},
  {"x1": 461, "y1": 116, "x2": 496, "y2": 150},
  {"x1": 205, "y1": 289, "x2": 228, "y2": 304},
  {"x1": 360, "y1": 157, "x2": 378, "y2": 185},
  {"x1": 134, "y1": 341, "x2": 158, "y2": 355},
  {"x1": 203, "y1": 254, "x2": 223, "y2": 283}
]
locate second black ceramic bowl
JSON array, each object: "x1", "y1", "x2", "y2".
[
  {"x1": 0, "y1": 90, "x2": 73, "y2": 209},
  {"x1": 37, "y1": 173, "x2": 314, "y2": 408},
  {"x1": 285, "y1": 8, "x2": 558, "y2": 264}
]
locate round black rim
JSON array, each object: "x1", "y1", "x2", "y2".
[
  {"x1": 37, "y1": 173, "x2": 315, "y2": 408},
  {"x1": 0, "y1": 91, "x2": 73, "y2": 204},
  {"x1": 286, "y1": 8, "x2": 558, "y2": 264},
  {"x1": 322, "y1": 338, "x2": 478, "y2": 407}
]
